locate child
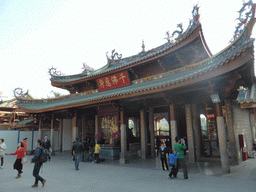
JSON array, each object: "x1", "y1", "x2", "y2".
[
  {"x1": 94, "y1": 142, "x2": 101, "y2": 163},
  {"x1": 168, "y1": 150, "x2": 179, "y2": 178}
]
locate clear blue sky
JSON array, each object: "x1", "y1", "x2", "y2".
[{"x1": 0, "y1": 0, "x2": 252, "y2": 99}]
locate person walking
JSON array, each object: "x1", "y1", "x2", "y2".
[
  {"x1": 168, "y1": 149, "x2": 179, "y2": 179},
  {"x1": 42, "y1": 135, "x2": 51, "y2": 161},
  {"x1": 83, "y1": 137, "x2": 90, "y2": 162},
  {"x1": 0, "y1": 139, "x2": 6, "y2": 169},
  {"x1": 31, "y1": 139, "x2": 46, "y2": 187},
  {"x1": 159, "y1": 142, "x2": 169, "y2": 171},
  {"x1": 72, "y1": 137, "x2": 84, "y2": 170},
  {"x1": 22, "y1": 138, "x2": 28, "y2": 155},
  {"x1": 8, "y1": 142, "x2": 26, "y2": 179},
  {"x1": 173, "y1": 136, "x2": 189, "y2": 180}
]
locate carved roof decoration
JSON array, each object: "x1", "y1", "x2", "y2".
[
  {"x1": 50, "y1": 5, "x2": 203, "y2": 85},
  {"x1": 17, "y1": 29, "x2": 254, "y2": 113}
]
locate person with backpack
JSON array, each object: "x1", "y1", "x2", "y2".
[{"x1": 31, "y1": 139, "x2": 46, "y2": 187}]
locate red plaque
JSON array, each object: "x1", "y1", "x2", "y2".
[
  {"x1": 96, "y1": 71, "x2": 131, "y2": 91},
  {"x1": 207, "y1": 114, "x2": 215, "y2": 119}
]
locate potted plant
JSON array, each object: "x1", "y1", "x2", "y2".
[{"x1": 111, "y1": 131, "x2": 120, "y2": 146}]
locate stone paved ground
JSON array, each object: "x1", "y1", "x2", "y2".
[{"x1": 0, "y1": 154, "x2": 255, "y2": 192}]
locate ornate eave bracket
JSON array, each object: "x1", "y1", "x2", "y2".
[
  {"x1": 14, "y1": 88, "x2": 29, "y2": 99},
  {"x1": 106, "y1": 49, "x2": 122, "y2": 64}
]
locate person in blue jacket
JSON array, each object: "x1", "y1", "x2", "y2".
[
  {"x1": 168, "y1": 149, "x2": 179, "y2": 178},
  {"x1": 31, "y1": 139, "x2": 46, "y2": 187}
]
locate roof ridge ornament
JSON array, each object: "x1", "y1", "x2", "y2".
[
  {"x1": 164, "y1": 31, "x2": 173, "y2": 43},
  {"x1": 49, "y1": 67, "x2": 64, "y2": 76},
  {"x1": 81, "y1": 62, "x2": 94, "y2": 75},
  {"x1": 106, "y1": 49, "x2": 122, "y2": 64},
  {"x1": 142, "y1": 40, "x2": 145, "y2": 53},
  {"x1": 233, "y1": 0, "x2": 256, "y2": 41},
  {"x1": 192, "y1": 4, "x2": 200, "y2": 23},
  {"x1": 188, "y1": 4, "x2": 200, "y2": 29},
  {"x1": 166, "y1": 4, "x2": 200, "y2": 43},
  {"x1": 171, "y1": 23, "x2": 183, "y2": 40},
  {"x1": 14, "y1": 88, "x2": 28, "y2": 99}
]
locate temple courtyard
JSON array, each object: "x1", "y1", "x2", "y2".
[{"x1": 0, "y1": 153, "x2": 255, "y2": 192}]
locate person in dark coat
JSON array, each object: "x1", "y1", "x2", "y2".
[
  {"x1": 159, "y1": 142, "x2": 169, "y2": 171},
  {"x1": 72, "y1": 138, "x2": 84, "y2": 170},
  {"x1": 42, "y1": 135, "x2": 51, "y2": 161},
  {"x1": 31, "y1": 139, "x2": 46, "y2": 187}
]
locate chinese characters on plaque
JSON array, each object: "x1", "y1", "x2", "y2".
[{"x1": 96, "y1": 71, "x2": 131, "y2": 91}]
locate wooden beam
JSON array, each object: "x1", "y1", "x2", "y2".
[{"x1": 157, "y1": 59, "x2": 166, "y2": 71}]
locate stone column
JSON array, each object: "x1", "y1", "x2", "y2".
[
  {"x1": 192, "y1": 104, "x2": 201, "y2": 161},
  {"x1": 249, "y1": 112, "x2": 255, "y2": 152},
  {"x1": 215, "y1": 102, "x2": 230, "y2": 173},
  {"x1": 119, "y1": 110, "x2": 128, "y2": 164},
  {"x1": 149, "y1": 107, "x2": 155, "y2": 157},
  {"x1": 135, "y1": 118, "x2": 140, "y2": 137},
  {"x1": 225, "y1": 100, "x2": 238, "y2": 165},
  {"x1": 38, "y1": 116, "x2": 42, "y2": 140},
  {"x1": 185, "y1": 104, "x2": 195, "y2": 163},
  {"x1": 81, "y1": 114, "x2": 85, "y2": 142},
  {"x1": 140, "y1": 109, "x2": 147, "y2": 159},
  {"x1": 170, "y1": 105, "x2": 177, "y2": 151},
  {"x1": 72, "y1": 112, "x2": 77, "y2": 142},
  {"x1": 50, "y1": 114, "x2": 55, "y2": 155},
  {"x1": 59, "y1": 119, "x2": 63, "y2": 152},
  {"x1": 155, "y1": 119, "x2": 158, "y2": 136},
  {"x1": 95, "y1": 115, "x2": 99, "y2": 136}
]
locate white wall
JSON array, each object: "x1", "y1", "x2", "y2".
[
  {"x1": 63, "y1": 119, "x2": 72, "y2": 151},
  {"x1": 0, "y1": 130, "x2": 19, "y2": 154},
  {"x1": 0, "y1": 130, "x2": 60, "y2": 154}
]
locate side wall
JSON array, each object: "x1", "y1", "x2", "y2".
[
  {"x1": 232, "y1": 103, "x2": 254, "y2": 163},
  {"x1": 0, "y1": 130, "x2": 59, "y2": 154}
]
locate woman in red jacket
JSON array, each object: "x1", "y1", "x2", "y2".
[{"x1": 8, "y1": 142, "x2": 25, "y2": 179}]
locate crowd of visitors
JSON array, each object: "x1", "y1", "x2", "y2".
[
  {"x1": 2, "y1": 137, "x2": 49, "y2": 187},
  {"x1": 0, "y1": 134, "x2": 189, "y2": 189}
]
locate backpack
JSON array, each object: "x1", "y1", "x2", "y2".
[{"x1": 39, "y1": 148, "x2": 50, "y2": 163}]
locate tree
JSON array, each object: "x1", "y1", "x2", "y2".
[{"x1": 47, "y1": 91, "x2": 62, "y2": 98}]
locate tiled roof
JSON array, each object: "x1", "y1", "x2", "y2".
[
  {"x1": 16, "y1": 118, "x2": 34, "y2": 125},
  {"x1": 17, "y1": 30, "x2": 254, "y2": 112},
  {"x1": 50, "y1": 22, "x2": 201, "y2": 83}
]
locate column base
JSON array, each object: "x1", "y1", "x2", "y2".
[{"x1": 119, "y1": 158, "x2": 129, "y2": 164}]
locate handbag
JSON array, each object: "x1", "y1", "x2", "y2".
[{"x1": 21, "y1": 156, "x2": 28, "y2": 164}]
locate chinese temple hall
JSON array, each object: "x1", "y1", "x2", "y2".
[{"x1": 16, "y1": 2, "x2": 256, "y2": 172}]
